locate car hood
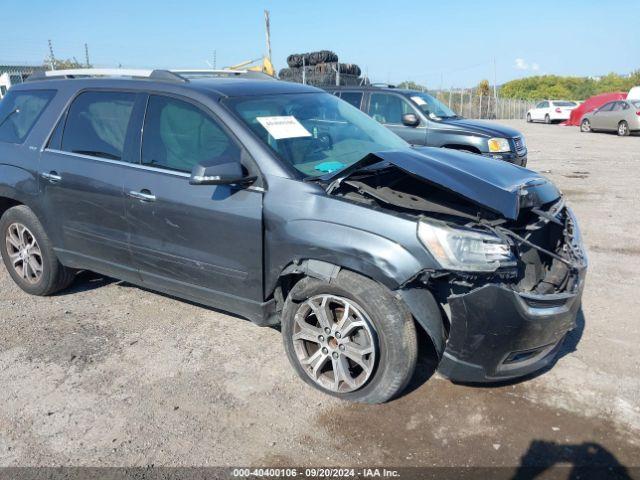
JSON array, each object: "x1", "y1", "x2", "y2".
[
  {"x1": 439, "y1": 118, "x2": 523, "y2": 138},
  {"x1": 329, "y1": 147, "x2": 560, "y2": 220}
]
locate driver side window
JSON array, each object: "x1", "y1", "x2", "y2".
[
  {"x1": 369, "y1": 93, "x2": 414, "y2": 125},
  {"x1": 141, "y1": 95, "x2": 239, "y2": 173}
]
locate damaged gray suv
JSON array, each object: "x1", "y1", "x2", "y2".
[{"x1": 0, "y1": 70, "x2": 587, "y2": 403}]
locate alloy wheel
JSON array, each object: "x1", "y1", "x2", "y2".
[
  {"x1": 581, "y1": 120, "x2": 591, "y2": 132},
  {"x1": 5, "y1": 223, "x2": 43, "y2": 284},
  {"x1": 292, "y1": 294, "x2": 377, "y2": 393},
  {"x1": 618, "y1": 122, "x2": 628, "y2": 136}
]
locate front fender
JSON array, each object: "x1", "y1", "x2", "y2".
[{"x1": 266, "y1": 218, "x2": 424, "y2": 295}]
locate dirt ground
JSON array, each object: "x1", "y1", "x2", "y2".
[{"x1": 0, "y1": 121, "x2": 639, "y2": 471}]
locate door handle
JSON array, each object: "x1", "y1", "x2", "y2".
[
  {"x1": 128, "y1": 190, "x2": 156, "y2": 202},
  {"x1": 41, "y1": 171, "x2": 62, "y2": 183}
]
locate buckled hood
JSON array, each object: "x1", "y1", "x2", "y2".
[{"x1": 329, "y1": 147, "x2": 560, "y2": 220}]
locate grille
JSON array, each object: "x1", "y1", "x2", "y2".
[{"x1": 513, "y1": 136, "x2": 526, "y2": 154}]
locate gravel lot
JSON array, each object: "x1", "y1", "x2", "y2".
[{"x1": 1, "y1": 121, "x2": 639, "y2": 470}]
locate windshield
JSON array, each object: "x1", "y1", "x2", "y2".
[
  {"x1": 407, "y1": 92, "x2": 458, "y2": 119},
  {"x1": 224, "y1": 92, "x2": 407, "y2": 177}
]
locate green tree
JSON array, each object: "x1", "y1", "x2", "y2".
[
  {"x1": 397, "y1": 80, "x2": 427, "y2": 91},
  {"x1": 43, "y1": 57, "x2": 90, "y2": 70}
]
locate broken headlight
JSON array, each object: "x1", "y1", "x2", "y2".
[{"x1": 417, "y1": 219, "x2": 515, "y2": 272}]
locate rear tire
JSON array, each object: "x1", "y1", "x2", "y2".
[
  {"x1": 580, "y1": 119, "x2": 591, "y2": 132},
  {"x1": 618, "y1": 121, "x2": 630, "y2": 137},
  {"x1": 544, "y1": 114, "x2": 551, "y2": 124},
  {"x1": 281, "y1": 270, "x2": 418, "y2": 404},
  {"x1": 0, "y1": 205, "x2": 75, "y2": 296}
]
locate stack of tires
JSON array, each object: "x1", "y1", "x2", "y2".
[{"x1": 279, "y1": 50, "x2": 364, "y2": 87}]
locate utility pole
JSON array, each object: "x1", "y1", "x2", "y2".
[
  {"x1": 84, "y1": 43, "x2": 90, "y2": 67},
  {"x1": 213, "y1": 50, "x2": 217, "y2": 69},
  {"x1": 48, "y1": 39, "x2": 56, "y2": 70},
  {"x1": 264, "y1": 10, "x2": 272, "y2": 63},
  {"x1": 493, "y1": 57, "x2": 498, "y2": 116}
]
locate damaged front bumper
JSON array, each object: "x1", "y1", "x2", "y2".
[{"x1": 437, "y1": 264, "x2": 586, "y2": 383}]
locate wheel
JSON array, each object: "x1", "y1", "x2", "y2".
[
  {"x1": 281, "y1": 270, "x2": 418, "y2": 404},
  {"x1": 618, "y1": 121, "x2": 630, "y2": 137},
  {"x1": 0, "y1": 205, "x2": 75, "y2": 296},
  {"x1": 526, "y1": 113, "x2": 532, "y2": 123},
  {"x1": 544, "y1": 114, "x2": 551, "y2": 124},
  {"x1": 580, "y1": 119, "x2": 591, "y2": 132}
]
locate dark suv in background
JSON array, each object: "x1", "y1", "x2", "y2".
[
  {"x1": 329, "y1": 85, "x2": 528, "y2": 166},
  {"x1": 0, "y1": 70, "x2": 585, "y2": 403}
]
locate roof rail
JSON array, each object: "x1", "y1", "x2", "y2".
[
  {"x1": 171, "y1": 69, "x2": 276, "y2": 80},
  {"x1": 26, "y1": 68, "x2": 187, "y2": 83},
  {"x1": 370, "y1": 82, "x2": 396, "y2": 88}
]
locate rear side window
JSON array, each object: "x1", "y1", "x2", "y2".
[
  {"x1": 340, "y1": 92, "x2": 363, "y2": 109},
  {"x1": 141, "y1": 95, "x2": 239, "y2": 173},
  {"x1": 0, "y1": 90, "x2": 56, "y2": 144},
  {"x1": 61, "y1": 91, "x2": 136, "y2": 160}
]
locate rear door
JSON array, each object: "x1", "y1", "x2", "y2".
[
  {"x1": 123, "y1": 93, "x2": 264, "y2": 316},
  {"x1": 338, "y1": 91, "x2": 364, "y2": 110},
  {"x1": 533, "y1": 101, "x2": 548, "y2": 121},
  {"x1": 39, "y1": 90, "x2": 143, "y2": 281},
  {"x1": 367, "y1": 92, "x2": 427, "y2": 145}
]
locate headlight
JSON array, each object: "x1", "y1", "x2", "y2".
[
  {"x1": 417, "y1": 219, "x2": 515, "y2": 272},
  {"x1": 488, "y1": 137, "x2": 511, "y2": 153}
]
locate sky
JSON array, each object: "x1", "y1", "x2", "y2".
[{"x1": 1, "y1": 0, "x2": 638, "y2": 88}]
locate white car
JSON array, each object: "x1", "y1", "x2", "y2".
[{"x1": 527, "y1": 100, "x2": 578, "y2": 124}]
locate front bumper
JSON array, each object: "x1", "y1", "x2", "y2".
[
  {"x1": 482, "y1": 151, "x2": 527, "y2": 167},
  {"x1": 436, "y1": 266, "x2": 586, "y2": 383}
]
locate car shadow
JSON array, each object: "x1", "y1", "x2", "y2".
[
  {"x1": 513, "y1": 439, "x2": 632, "y2": 479},
  {"x1": 52, "y1": 270, "x2": 117, "y2": 295}
]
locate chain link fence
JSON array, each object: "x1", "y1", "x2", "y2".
[{"x1": 433, "y1": 89, "x2": 536, "y2": 120}]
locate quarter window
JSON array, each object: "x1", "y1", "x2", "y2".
[
  {"x1": 61, "y1": 91, "x2": 136, "y2": 160},
  {"x1": 369, "y1": 93, "x2": 415, "y2": 124},
  {"x1": 141, "y1": 95, "x2": 238, "y2": 173},
  {"x1": 340, "y1": 92, "x2": 363, "y2": 109},
  {"x1": 0, "y1": 90, "x2": 56, "y2": 144}
]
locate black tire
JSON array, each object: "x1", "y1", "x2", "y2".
[
  {"x1": 526, "y1": 113, "x2": 532, "y2": 123},
  {"x1": 281, "y1": 270, "x2": 418, "y2": 404},
  {"x1": 618, "y1": 120, "x2": 630, "y2": 137},
  {"x1": 544, "y1": 114, "x2": 551, "y2": 124},
  {"x1": 0, "y1": 205, "x2": 75, "y2": 296},
  {"x1": 580, "y1": 119, "x2": 591, "y2": 133}
]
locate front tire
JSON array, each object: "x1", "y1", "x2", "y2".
[
  {"x1": 0, "y1": 205, "x2": 75, "y2": 296},
  {"x1": 618, "y1": 121, "x2": 630, "y2": 136},
  {"x1": 526, "y1": 113, "x2": 532, "y2": 123},
  {"x1": 281, "y1": 270, "x2": 418, "y2": 404},
  {"x1": 580, "y1": 119, "x2": 591, "y2": 132}
]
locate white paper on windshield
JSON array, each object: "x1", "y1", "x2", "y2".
[
  {"x1": 256, "y1": 116, "x2": 312, "y2": 140},
  {"x1": 410, "y1": 96, "x2": 427, "y2": 106}
]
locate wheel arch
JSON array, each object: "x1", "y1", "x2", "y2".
[
  {"x1": 271, "y1": 259, "x2": 447, "y2": 358},
  {"x1": 442, "y1": 144, "x2": 482, "y2": 154}
]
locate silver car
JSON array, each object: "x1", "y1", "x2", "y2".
[{"x1": 580, "y1": 99, "x2": 640, "y2": 136}]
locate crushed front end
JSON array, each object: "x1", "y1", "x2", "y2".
[
  {"x1": 424, "y1": 198, "x2": 588, "y2": 382},
  {"x1": 326, "y1": 152, "x2": 588, "y2": 383}
]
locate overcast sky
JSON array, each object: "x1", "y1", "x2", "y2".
[{"x1": 1, "y1": 0, "x2": 638, "y2": 88}]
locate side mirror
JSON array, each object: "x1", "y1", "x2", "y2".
[
  {"x1": 190, "y1": 161, "x2": 256, "y2": 186},
  {"x1": 401, "y1": 113, "x2": 420, "y2": 127}
]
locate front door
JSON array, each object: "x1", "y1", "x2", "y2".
[
  {"x1": 367, "y1": 92, "x2": 428, "y2": 145},
  {"x1": 123, "y1": 94, "x2": 263, "y2": 316},
  {"x1": 39, "y1": 90, "x2": 143, "y2": 281},
  {"x1": 591, "y1": 102, "x2": 615, "y2": 129}
]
